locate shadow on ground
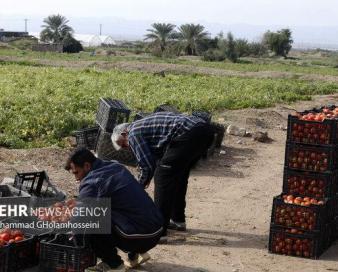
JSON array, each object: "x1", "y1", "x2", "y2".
[
  {"x1": 165, "y1": 228, "x2": 268, "y2": 250},
  {"x1": 193, "y1": 146, "x2": 256, "y2": 178}
]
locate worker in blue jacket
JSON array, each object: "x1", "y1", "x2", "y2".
[{"x1": 65, "y1": 147, "x2": 163, "y2": 272}]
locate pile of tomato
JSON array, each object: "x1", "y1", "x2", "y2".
[
  {"x1": 0, "y1": 228, "x2": 25, "y2": 247},
  {"x1": 37, "y1": 199, "x2": 76, "y2": 223},
  {"x1": 272, "y1": 233, "x2": 313, "y2": 258},
  {"x1": 274, "y1": 203, "x2": 318, "y2": 231},
  {"x1": 297, "y1": 107, "x2": 338, "y2": 121},
  {"x1": 282, "y1": 194, "x2": 324, "y2": 206},
  {"x1": 286, "y1": 175, "x2": 327, "y2": 199},
  {"x1": 288, "y1": 148, "x2": 329, "y2": 172}
]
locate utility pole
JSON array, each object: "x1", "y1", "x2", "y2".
[
  {"x1": 24, "y1": 19, "x2": 28, "y2": 32},
  {"x1": 99, "y1": 24, "x2": 102, "y2": 36}
]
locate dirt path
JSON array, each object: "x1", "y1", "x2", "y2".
[
  {"x1": 2, "y1": 55, "x2": 338, "y2": 82},
  {"x1": 1, "y1": 94, "x2": 338, "y2": 272}
]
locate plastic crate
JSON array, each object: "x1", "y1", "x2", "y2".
[
  {"x1": 0, "y1": 246, "x2": 9, "y2": 272},
  {"x1": 13, "y1": 171, "x2": 66, "y2": 203},
  {"x1": 287, "y1": 114, "x2": 338, "y2": 146},
  {"x1": 0, "y1": 184, "x2": 30, "y2": 203},
  {"x1": 134, "y1": 112, "x2": 151, "y2": 121},
  {"x1": 192, "y1": 111, "x2": 212, "y2": 123},
  {"x1": 210, "y1": 122, "x2": 225, "y2": 148},
  {"x1": 285, "y1": 142, "x2": 338, "y2": 173},
  {"x1": 95, "y1": 129, "x2": 137, "y2": 166},
  {"x1": 7, "y1": 234, "x2": 36, "y2": 271},
  {"x1": 283, "y1": 168, "x2": 338, "y2": 199},
  {"x1": 153, "y1": 104, "x2": 180, "y2": 114},
  {"x1": 39, "y1": 234, "x2": 96, "y2": 272},
  {"x1": 271, "y1": 195, "x2": 332, "y2": 232},
  {"x1": 268, "y1": 224, "x2": 332, "y2": 259},
  {"x1": 95, "y1": 98, "x2": 131, "y2": 132},
  {"x1": 73, "y1": 126, "x2": 99, "y2": 150}
]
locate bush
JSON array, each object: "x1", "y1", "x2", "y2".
[
  {"x1": 62, "y1": 36, "x2": 83, "y2": 53},
  {"x1": 203, "y1": 49, "x2": 225, "y2": 61},
  {"x1": 9, "y1": 37, "x2": 38, "y2": 50},
  {"x1": 248, "y1": 42, "x2": 267, "y2": 57}
]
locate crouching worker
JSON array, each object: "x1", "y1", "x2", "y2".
[{"x1": 65, "y1": 147, "x2": 163, "y2": 272}]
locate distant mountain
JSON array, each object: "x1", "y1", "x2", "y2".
[{"x1": 1, "y1": 15, "x2": 338, "y2": 49}]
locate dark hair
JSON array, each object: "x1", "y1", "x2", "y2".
[{"x1": 65, "y1": 147, "x2": 97, "y2": 170}]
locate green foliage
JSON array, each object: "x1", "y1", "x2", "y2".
[
  {"x1": 247, "y1": 42, "x2": 267, "y2": 57},
  {"x1": 202, "y1": 49, "x2": 225, "y2": 61},
  {"x1": 40, "y1": 14, "x2": 73, "y2": 43},
  {"x1": 0, "y1": 64, "x2": 337, "y2": 148},
  {"x1": 235, "y1": 39, "x2": 250, "y2": 58},
  {"x1": 62, "y1": 35, "x2": 83, "y2": 53},
  {"x1": 177, "y1": 24, "x2": 209, "y2": 55},
  {"x1": 145, "y1": 23, "x2": 176, "y2": 53},
  {"x1": 8, "y1": 37, "x2": 38, "y2": 50},
  {"x1": 263, "y1": 28, "x2": 293, "y2": 57}
]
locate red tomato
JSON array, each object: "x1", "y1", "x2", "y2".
[{"x1": 0, "y1": 233, "x2": 10, "y2": 242}]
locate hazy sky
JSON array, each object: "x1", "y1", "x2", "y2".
[{"x1": 1, "y1": 0, "x2": 338, "y2": 26}]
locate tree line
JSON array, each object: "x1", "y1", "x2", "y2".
[{"x1": 39, "y1": 14, "x2": 293, "y2": 62}]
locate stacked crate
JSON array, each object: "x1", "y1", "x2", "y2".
[
  {"x1": 94, "y1": 98, "x2": 136, "y2": 165},
  {"x1": 269, "y1": 105, "x2": 338, "y2": 259}
]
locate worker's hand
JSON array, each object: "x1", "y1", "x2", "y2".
[{"x1": 143, "y1": 180, "x2": 151, "y2": 189}]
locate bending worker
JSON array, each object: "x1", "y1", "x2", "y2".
[
  {"x1": 65, "y1": 147, "x2": 163, "y2": 272},
  {"x1": 111, "y1": 111, "x2": 214, "y2": 239}
]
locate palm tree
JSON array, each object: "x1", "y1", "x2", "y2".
[
  {"x1": 145, "y1": 23, "x2": 176, "y2": 52},
  {"x1": 40, "y1": 14, "x2": 73, "y2": 43},
  {"x1": 177, "y1": 24, "x2": 209, "y2": 55}
]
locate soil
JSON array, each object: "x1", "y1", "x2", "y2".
[{"x1": 2, "y1": 94, "x2": 338, "y2": 272}]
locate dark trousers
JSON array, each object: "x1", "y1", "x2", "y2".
[
  {"x1": 154, "y1": 123, "x2": 214, "y2": 234},
  {"x1": 89, "y1": 226, "x2": 162, "y2": 268}
]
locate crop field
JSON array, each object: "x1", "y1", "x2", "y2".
[{"x1": 1, "y1": 47, "x2": 338, "y2": 148}]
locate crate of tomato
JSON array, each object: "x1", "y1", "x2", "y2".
[
  {"x1": 285, "y1": 142, "x2": 338, "y2": 173},
  {"x1": 0, "y1": 227, "x2": 36, "y2": 272},
  {"x1": 269, "y1": 224, "x2": 333, "y2": 259},
  {"x1": 283, "y1": 168, "x2": 338, "y2": 199},
  {"x1": 39, "y1": 234, "x2": 96, "y2": 272},
  {"x1": 287, "y1": 105, "x2": 338, "y2": 145},
  {"x1": 0, "y1": 243, "x2": 8, "y2": 272},
  {"x1": 271, "y1": 194, "x2": 332, "y2": 232}
]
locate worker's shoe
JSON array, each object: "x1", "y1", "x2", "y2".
[
  {"x1": 124, "y1": 252, "x2": 151, "y2": 268},
  {"x1": 168, "y1": 219, "x2": 187, "y2": 231},
  {"x1": 85, "y1": 261, "x2": 125, "y2": 272}
]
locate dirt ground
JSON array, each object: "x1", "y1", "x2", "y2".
[{"x1": 1, "y1": 94, "x2": 338, "y2": 272}]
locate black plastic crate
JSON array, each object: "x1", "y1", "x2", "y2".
[
  {"x1": 95, "y1": 98, "x2": 131, "y2": 132},
  {"x1": 287, "y1": 114, "x2": 338, "y2": 146},
  {"x1": 153, "y1": 104, "x2": 180, "y2": 114},
  {"x1": 39, "y1": 234, "x2": 96, "y2": 272},
  {"x1": 192, "y1": 111, "x2": 212, "y2": 123},
  {"x1": 95, "y1": 129, "x2": 137, "y2": 166},
  {"x1": 268, "y1": 224, "x2": 332, "y2": 259},
  {"x1": 134, "y1": 112, "x2": 151, "y2": 121},
  {"x1": 210, "y1": 122, "x2": 225, "y2": 148},
  {"x1": 13, "y1": 171, "x2": 65, "y2": 203},
  {"x1": 285, "y1": 142, "x2": 338, "y2": 173},
  {"x1": 0, "y1": 184, "x2": 30, "y2": 203},
  {"x1": 0, "y1": 245, "x2": 9, "y2": 272},
  {"x1": 73, "y1": 126, "x2": 99, "y2": 150},
  {"x1": 283, "y1": 168, "x2": 338, "y2": 199},
  {"x1": 271, "y1": 194, "x2": 332, "y2": 232},
  {"x1": 7, "y1": 234, "x2": 36, "y2": 271}
]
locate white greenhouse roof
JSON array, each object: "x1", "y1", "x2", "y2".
[{"x1": 29, "y1": 32, "x2": 116, "y2": 47}]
